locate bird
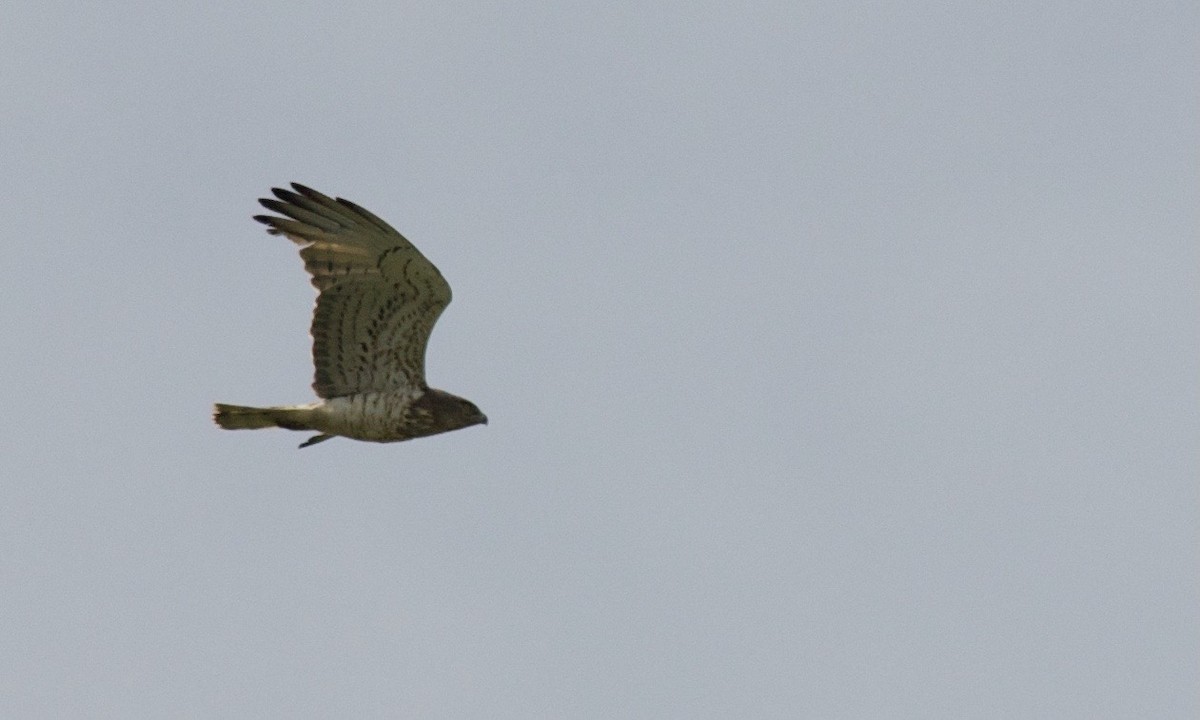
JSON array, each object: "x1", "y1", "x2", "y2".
[{"x1": 213, "y1": 183, "x2": 487, "y2": 448}]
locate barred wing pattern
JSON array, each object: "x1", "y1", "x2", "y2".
[{"x1": 254, "y1": 184, "x2": 452, "y2": 398}]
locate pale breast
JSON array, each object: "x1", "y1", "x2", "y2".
[{"x1": 313, "y1": 391, "x2": 420, "y2": 442}]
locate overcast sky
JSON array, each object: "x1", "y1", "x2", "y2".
[{"x1": 2, "y1": 1, "x2": 1196, "y2": 717}]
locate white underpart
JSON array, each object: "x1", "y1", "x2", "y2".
[{"x1": 309, "y1": 389, "x2": 423, "y2": 442}]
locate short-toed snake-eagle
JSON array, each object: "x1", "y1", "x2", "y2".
[{"x1": 213, "y1": 184, "x2": 486, "y2": 448}]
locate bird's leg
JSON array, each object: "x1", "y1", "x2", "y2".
[{"x1": 298, "y1": 433, "x2": 333, "y2": 449}]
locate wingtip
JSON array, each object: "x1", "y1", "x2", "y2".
[
  {"x1": 257, "y1": 183, "x2": 315, "y2": 208},
  {"x1": 252, "y1": 214, "x2": 288, "y2": 236},
  {"x1": 257, "y1": 192, "x2": 279, "y2": 212},
  {"x1": 290, "y1": 183, "x2": 330, "y2": 203}
]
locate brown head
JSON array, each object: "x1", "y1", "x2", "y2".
[{"x1": 404, "y1": 388, "x2": 488, "y2": 439}]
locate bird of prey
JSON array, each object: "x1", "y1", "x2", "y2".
[{"x1": 213, "y1": 183, "x2": 487, "y2": 448}]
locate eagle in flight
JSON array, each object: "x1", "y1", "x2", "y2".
[{"x1": 213, "y1": 184, "x2": 487, "y2": 448}]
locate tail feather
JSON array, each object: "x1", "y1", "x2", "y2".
[{"x1": 213, "y1": 403, "x2": 314, "y2": 431}]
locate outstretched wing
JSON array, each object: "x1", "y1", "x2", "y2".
[{"x1": 253, "y1": 183, "x2": 451, "y2": 398}]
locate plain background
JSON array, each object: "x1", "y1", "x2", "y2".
[{"x1": 2, "y1": 2, "x2": 1196, "y2": 717}]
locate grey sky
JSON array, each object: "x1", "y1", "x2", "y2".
[{"x1": 2, "y1": 1, "x2": 1196, "y2": 717}]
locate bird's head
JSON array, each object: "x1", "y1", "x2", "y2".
[
  {"x1": 456, "y1": 397, "x2": 488, "y2": 428},
  {"x1": 415, "y1": 388, "x2": 487, "y2": 435}
]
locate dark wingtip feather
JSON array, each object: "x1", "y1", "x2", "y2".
[
  {"x1": 270, "y1": 187, "x2": 305, "y2": 206},
  {"x1": 259, "y1": 198, "x2": 283, "y2": 212},
  {"x1": 252, "y1": 214, "x2": 285, "y2": 235},
  {"x1": 291, "y1": 183, "x2": 330, "y2": 203}
]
